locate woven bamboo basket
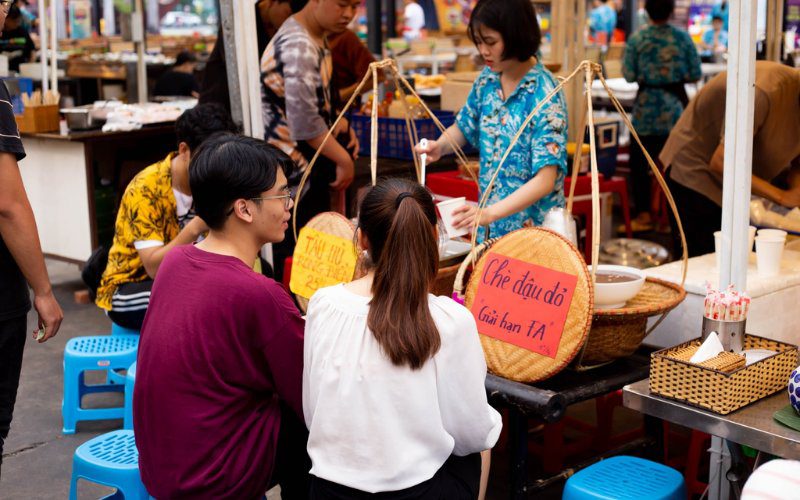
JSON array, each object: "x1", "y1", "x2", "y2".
[
  {"x1": 650, "y1": 335, "x2": 799, "y2": 415},
  {"x1": 459, "y1": 227, "x2": 594, "y2": 382},
  {"x1": 576, "y1": 278, "x2": 687, "y2": 366}
]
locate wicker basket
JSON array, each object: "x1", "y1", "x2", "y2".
[
  {"x1": 650, "y1": 335, "x2": 799, "y2": 415},
  {"x1": 575, "y1": 278, "x2": 687, "y2": 367}
]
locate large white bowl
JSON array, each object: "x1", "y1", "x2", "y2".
[{"x1": 588, "y1": 264, "x2": 645, "y2": 310}]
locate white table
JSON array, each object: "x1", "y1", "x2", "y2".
[{"x1": 643, "y1": 251, "x2": 800, "y2": 348}]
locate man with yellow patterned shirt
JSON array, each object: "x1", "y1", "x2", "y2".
[{"x1": 96, "y1": 104, "x2": 237, "y2": 329}]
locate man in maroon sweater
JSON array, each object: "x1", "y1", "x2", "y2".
[{"x1": 133, "y1": 133, "x2": 308, "y2": 499}]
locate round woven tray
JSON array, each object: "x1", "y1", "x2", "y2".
[
  {"x1": 464, "y1": 228, "x2": 594, "y2": 383},
  {"x1": 576, "y1": 277, "x2": 686, "y2": 367},
  {"x1": 293, "y1": 212, "x2": 364, "y2": 312}
]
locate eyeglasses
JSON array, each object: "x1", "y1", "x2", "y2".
[
  {"x1": 225, "y1": 191, "x2": 293, "y2": 216},
  {"x1": 250, "y1": 193, "x2": 293, "y2": 209},
  {"x1": 0, "y1": 0, "x2": 16, "y2": 12}
]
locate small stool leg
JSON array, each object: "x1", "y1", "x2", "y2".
[{"x1": 62, "y1": 363, "x2": 79, "y2": 434}]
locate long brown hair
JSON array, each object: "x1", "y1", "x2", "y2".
[{"x1": 359, "y1": 178, "x2": 440, "y2": 369}]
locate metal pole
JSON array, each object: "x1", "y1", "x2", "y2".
[
  {"x1": 367, "y1": 0, "x2": 382, "y2": 56},
  {"x1": 50, "y1": 0, "x2": 57, "y2": 93},
  {"x1": 38, "y1": 0, "x2": 48, "y2": 93},
  {"x1": 386, "y1": 0, "x2": 396, "y2": 39},
  {"x1": 133, "y1": 0, "x2": 147, "y2": 103},
  {"x1": 712, "y1": 1, "x2": 758, "y2": 499},
  {"x1": 218, "y1": 0, "x2": 243, "y2": 128}
]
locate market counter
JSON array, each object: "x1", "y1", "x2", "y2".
[
  {"x1": 643, "y1": 251, "x2": 800, "y2": 347},
  {"x1": 18, "y1": 125, "x2": 177, "y2": 263}
]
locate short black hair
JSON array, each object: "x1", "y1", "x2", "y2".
[
  {"x1": 174, "y1": 50, "x2": 196, "y2": 67},
  {"x1": 189, "y1": 133, "x2": 294, "y2": 230},
  {"x1": 175, "y1": 103, "x2": 238, "y2": 153},
  {"x1": 468, "y1": 0, "x2": 541, "y2": 62},
  {"x1": 711, "y1": 15, "x2": 723, "y2": 22},
  {"x1": 645, "y1": 0, "x2": 674, "y2": 22},
  {"x1": 7, "y1": 6, "x2": 21, "y2": 20}
]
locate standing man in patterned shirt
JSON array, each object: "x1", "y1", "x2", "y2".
[
  {"x1": 260, "y1": 0, "x2": 360, "y2": 283},
  {"x1": 622, "y1": 0, "x2": 701, "y2": 232},
  {"x1": 0, "y1": 0, "x2": 63, "y2": 476}
]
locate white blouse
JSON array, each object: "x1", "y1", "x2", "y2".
[{"x1": 302, "y1": 284, "x2": 503, "y2": 493}]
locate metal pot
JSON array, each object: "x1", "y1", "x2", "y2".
[
  {"x1": 61, "y1": 105, "x2": 110, "y2": 131},
  {"x1": 598, "y1": 238, "x2": 671, "y2": 269}
]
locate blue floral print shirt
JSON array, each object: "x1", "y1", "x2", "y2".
[
  {"x1": 456, "y1": 63, "x2": 568, "y2": 240},
  {"x1": 623, "y1": 24, "x2": 702, "y2": 136}
]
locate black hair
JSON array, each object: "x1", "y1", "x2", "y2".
[
  {"x1": 711, "y1": 15, "x2": 723, "y2": 22},
  {"x1": 645, "y1": 0, "x2": 674, "y2": 22},
  {"x1": 358, "y1": 178, "x2": 441, "y2": 369},
  {"x1": 189, "y1": 133, "x2": 294, "y2": 230},
  {"x1": 174, "y1": 50, "x2": 196, "y2": 67},
  {"x1": 468, "y1": 0, "x2": 541, "y2": 62},
  {"x1": 174, "y1": 103, "x2": 238, "y2": 153},
  {"x1": 7, "y1": 6, "x2": 21, "y2": 20},
  {"x1": 290, "y1": 0, "x2": 308, "y2": 12}
]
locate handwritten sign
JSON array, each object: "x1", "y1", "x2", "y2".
[
  {"x1": 470, "y1": 252, "x2": 578, "y2": 358},
  {"x1": 290, "y1": 227, "x2": 358, "y2": 299}
]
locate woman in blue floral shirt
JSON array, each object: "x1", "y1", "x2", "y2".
[{"x1": 417, "y1": 0, "x2": 567, "y2": 240}]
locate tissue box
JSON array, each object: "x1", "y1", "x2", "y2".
[{"x1": 650, "y1": 334, "x2": 798, "y2": 415}]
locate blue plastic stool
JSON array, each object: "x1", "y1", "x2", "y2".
[
  {"x1": 62, "y1": 335, "x2": 139, "y2": 434},
  {"x1": 111, "y1": 323, "x2": 140, "y2": 336},
  {"x1": 563, "y1": 456, "x2": 686, "y2": 500},
  {"x1": 108, "y1": 323, "x2": 139, "y2": 385},
  {"x1": 69, "y1": 430, "x2": 149, "y2": 500},
  {"x1": 123, "y1": 362, "x2": 137, "y2": 430}
]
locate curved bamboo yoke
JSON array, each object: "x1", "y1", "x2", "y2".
[{"x1": 292, "y1": 58, "x2": 688, "y2": 300}]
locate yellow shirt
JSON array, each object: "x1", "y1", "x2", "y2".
[{"x1": 96, "y1": 153, "x2": 180, "y2": 310}]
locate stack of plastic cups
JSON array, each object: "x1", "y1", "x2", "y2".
[
  {"x1": 755, "y1": 229, "x2": 787, "y2": 278},
  {"x1": 714, "y1": 226, "x2": 756, "y2": 270}
]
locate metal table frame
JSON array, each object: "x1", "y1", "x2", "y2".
[
  {"x1": 486, "y1": 349, "x2": 655, "y2": 499},
  {"x1": 624, "y1": 379, "x2": 800, "y2": 498}
]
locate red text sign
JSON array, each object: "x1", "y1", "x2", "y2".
[{"x1": 470, "y1": 253, "x2": 578, "y2": 358}]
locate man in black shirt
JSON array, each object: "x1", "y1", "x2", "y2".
[
  {"x1": 198, "y1": 0, "x2": 295, "y2": 113},
  {"x1": 0, "y1": 6, "x2": 34, "y2": 72},
  {"x1": 153, "y1": 51, "x2": 200, "y2": 98},
  {"x1": 0, "y1": 1, "x2": 63, "y2": 479}
]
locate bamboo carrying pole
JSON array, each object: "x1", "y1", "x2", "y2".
[
  {"x1": 291, "y1": 58, "x2": 475, "y2": 239},
  {"x1": 293, "y1": 58, "x2": 688, "y2": 300}
]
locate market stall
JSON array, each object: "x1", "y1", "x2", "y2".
[{"x1": 18, "y1": 124, "x2": 177, "y2": 263}]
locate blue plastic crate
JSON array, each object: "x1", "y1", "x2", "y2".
[
  {"x1": 1, "y1": 77, "x2": 34, "y2": 114},
  {"x1": 351, "y1": 110, "x2": 473, "y2": 161}
]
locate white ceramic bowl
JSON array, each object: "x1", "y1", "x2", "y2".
[{"x1": 589, "y1": 264, "x2": 645, "y2": 310}]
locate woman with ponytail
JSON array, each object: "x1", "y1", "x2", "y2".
[{"x1": 303, "y1": 178, "x2": 502, "y2": 499}]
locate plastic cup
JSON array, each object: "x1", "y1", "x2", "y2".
[
  {"x1": 436, "y1": 197, "x2": 469, "y2": 239},
  {"x1": 714, "y1": 230, "x2": 722, "y2": 269},
  {"x1": 757, "y1": 228, "x2": 788, "y2": 241},
  {"x1": 755, "y1": 236, "x2": 785, "y2": 277}
]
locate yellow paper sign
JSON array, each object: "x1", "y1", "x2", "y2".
[{"x1": 290, "y1": 227, "x2": 358, "y2": 299}]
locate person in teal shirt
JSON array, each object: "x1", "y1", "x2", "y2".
[
  {"x1": 590, "y1": 0, "x2": 618, "y2": 47},
  {"x1": 711, "y1": 1, "x2": 729, "y2": 32},
  {"x1": 416, "y1": 0, "x2": 567, "y2": 241},
  {"x1": 622, "y1": 0, "x2": 701, "y2": 232},
  {"x1": 701, "y1": 15, "x2": 728, "y2": 60}
]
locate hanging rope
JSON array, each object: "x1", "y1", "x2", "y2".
[{"x1": 291, "y1": 58, "x2": 474, "y2": 240}]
